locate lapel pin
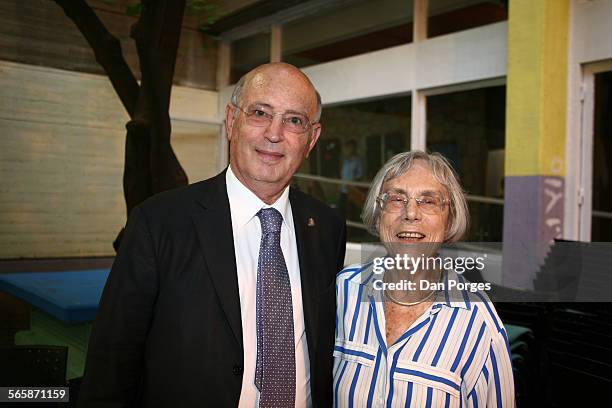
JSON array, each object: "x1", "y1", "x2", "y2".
[{"x1": 307, "y1": 217, "x2": 316, "y2": 227}]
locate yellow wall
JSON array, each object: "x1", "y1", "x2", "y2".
[
  {"x1": 0, "y1": 61, "x2": 219, "y2": 258},
  {"x1": 505, "y1": 0, "x2": 569, "y2": 177}
]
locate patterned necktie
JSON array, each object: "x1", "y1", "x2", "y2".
[{"x1": 254, "y1": 208, "x2": 296, "y2": 407}]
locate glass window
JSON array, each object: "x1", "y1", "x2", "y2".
[
  {"x1": 230, "y1": 31, "x2": 270, "y2": 84},
  {"x1": 294, "y1": 95, "x2": 411, "y2": 242},
  {"x1": 427, "y1": 85, "x2": 506, "y2": 241},
  {"x1": 592, "y1": 71, "x2": 612, "y2": 241},
  {"x1": 428, "y1": 0, "x2": 507, "y2": 38},
  {"x1": 282, "y1": 0, "x2": 414, "y2": 68}
]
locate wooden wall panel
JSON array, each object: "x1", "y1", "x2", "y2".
[
  {"x1": 0, "y1": 0, "x2": 217, "y2": 90},
  {"x1": 171, "y1": 120, "x2": 220, "y2": 184},
  {"x1": 0, "y1": 61, "x2": 219, "y2": 259}
]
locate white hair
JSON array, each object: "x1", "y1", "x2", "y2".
[{"x1": 361, "y1": 150, "x2": 469, "y2": 243}]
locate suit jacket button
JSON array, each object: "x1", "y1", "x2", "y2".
[{"x1": 233, "y1": 365, "x2": 243, "y2": 375}]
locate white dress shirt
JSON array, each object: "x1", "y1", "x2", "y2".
[{"x1": 226, "y1": 166, "x2": 312, "y2": 408}]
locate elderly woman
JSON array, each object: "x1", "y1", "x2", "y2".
[{"x1": 334, "y1": 151, "x2": 514, "y2": 407}]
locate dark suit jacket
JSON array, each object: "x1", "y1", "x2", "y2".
[{"x1": 78, "y1": 170, "x2": 347, "y2": 408}]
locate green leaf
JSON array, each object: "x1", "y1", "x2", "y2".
[{"x1": 126, "y1": 3, "x2": 143, "y2": 17}]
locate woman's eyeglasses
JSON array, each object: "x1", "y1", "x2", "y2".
[{"x1": 377, "y1": 192, "x2": 449, "y2": 215}]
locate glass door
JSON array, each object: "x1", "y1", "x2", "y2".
[{"x1": 580, "y1": 61, "x2": 612, "y2": 241}]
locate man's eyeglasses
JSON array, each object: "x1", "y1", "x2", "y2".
[
  {"x1": 232, "y1": 104, "x2": 316, "y2": 134},
  {"x1": 377, "y1": 192, "x2": 449, "y2": 215}
]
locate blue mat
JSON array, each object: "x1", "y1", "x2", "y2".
[{"x1": 0, "y1": 269, "x2": 109, "y2": 324}]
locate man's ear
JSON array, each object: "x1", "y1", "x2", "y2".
[
  {"x1": 305, "y1": 123, "x2": 322, "y2": 158},
  {"x1": 225, "y1": 104, "x2": 235, "y2": 141}
]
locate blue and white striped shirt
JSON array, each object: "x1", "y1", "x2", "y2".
[{"x1": 334, "y1": 263, "x2": 515, "y2": 407}]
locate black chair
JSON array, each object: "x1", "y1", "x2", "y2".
[
  {"x1": 0, "y1": 345, "x2": 67, "y2": 386},
  {"x1": 0, "y1": 345, "x2": 68, "y2": 408}
]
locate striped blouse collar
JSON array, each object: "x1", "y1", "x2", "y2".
[{"x1": 345, "y1": 262, "x2": 472, "y2": 311}]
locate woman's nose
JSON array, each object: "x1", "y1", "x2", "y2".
[{"x1": 403, "y1": 197, "x2": 421, "y2": 220}]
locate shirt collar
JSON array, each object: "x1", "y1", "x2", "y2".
[
  {"x1": 439, "y1": 269, "x2": 472, "y2": 310},
  {"x1": 226, "y1": 165, "x2": 292, "y2": 230},
  {"x1": 358, "y1": 264, "x2": 471, "y2": 312}
]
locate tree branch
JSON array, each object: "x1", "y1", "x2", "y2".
[{"x1": 54, "y1": 0, "x2": 140, "y2": 117}]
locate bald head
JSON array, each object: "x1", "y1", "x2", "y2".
[
  {"x1": 224, "y1": 62, "x2": 324, "y2": 204},
  {"x1": 231, "y1": 63, "x2": 322, "y2": 122}
]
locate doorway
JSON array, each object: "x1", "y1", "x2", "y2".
[{"x1": 580, "y1": 61, "x2": 612, "y2": 241}]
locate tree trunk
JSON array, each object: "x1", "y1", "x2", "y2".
[
  {"x1": 131, "y1": 0, "x2": 188, "y2": 195},
  {"x1": 54, "y1": 0, "x2": 190, "y2": 250}
]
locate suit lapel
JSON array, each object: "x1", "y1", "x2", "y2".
[
  {"x1": 191, "y1": 171, "x2": 243, "y2": 349},
  {"x1": 189, "y1": 178, "x2": 327, "y2": 355},
  {"x1": 290, "y1": 190, "x2": 323, "y2": 353}
]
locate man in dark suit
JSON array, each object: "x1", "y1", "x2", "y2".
[{"x1": 78, "y1": 63, "x2": 346, "y2": 407}]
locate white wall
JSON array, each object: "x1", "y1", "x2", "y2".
[
  {"x1": 571, "y1": 0, "x2": 612, "y2": 64},
  {"x1": 303, "y1": 21, "x2": 507, "y2": 105},
  {"x1": 219, "y1": 21, "x2": 507, "y2": 107}
]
